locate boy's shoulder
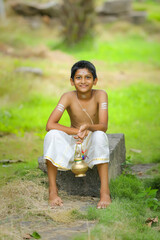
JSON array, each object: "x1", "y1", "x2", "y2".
[
  {"x1": 61, "y1": 91, "x2": 75, "y2": 99},
  {"x1": 94, "y1": 89, "x2": 108, "y2": 98},
  {"x1": 59, "y1": 91, "x2": 75, "y2": 104},
  {"x1": 94, "y1": 89, "x2": 107, "y2": 95}
]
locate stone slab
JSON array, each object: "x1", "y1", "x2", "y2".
[
  {"x1": 130, "y1": 11, "x2": 147, "y2": 24},
  {"x1": 96, "y1": 0, "x2": 132, "y2": 15},
  {"x1": 11, "y1": 1, "x2": 61, "y2": 17},
  {"x1": 38, "y1": 133, "x2": 126, "y2": 197}
]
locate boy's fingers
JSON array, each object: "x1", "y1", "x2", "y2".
[
  {"x1": 79, "y1": 126, "x2": 86, "y2": 132},
  {"x1": 76, "y1": 140, "x2": 83, "y2": 144},
  {"x1": 74, "y1": 136, "x2": 79, "y2": 139}
]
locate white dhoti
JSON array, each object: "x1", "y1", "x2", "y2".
[{"x1": 43, "y1": 130, "x2": 109, "y2": 170}]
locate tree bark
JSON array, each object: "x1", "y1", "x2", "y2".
[{"x1": 0, "y1": 0, "x2": 6, "y2": 20}]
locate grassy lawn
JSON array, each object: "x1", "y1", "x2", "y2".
[
  {"x1": 0, "y1": 0, "x2": 160, "y2": 239},
  {"x1": 73, "y1": 175, "x2": 160, "y2": 240}
]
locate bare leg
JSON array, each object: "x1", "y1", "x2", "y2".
[
  {"x1": 46, "y1": 160, "x2": 63, "y2": 207},
  {"x1": 97, "y1": 163, "x2": 111, "y2": 209}
]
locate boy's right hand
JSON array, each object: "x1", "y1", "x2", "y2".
[{"x1": 74, "y1": 129, "x2": 89, "y2": 142}]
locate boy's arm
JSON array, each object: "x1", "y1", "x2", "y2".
[
  {"x1": 46, "y1": 93, "x2": 79, "y2": 135},
  {"x1": 78, "y1": 90, "x2": 108, "y2": 137}
]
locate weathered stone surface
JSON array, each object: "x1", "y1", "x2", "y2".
[
  {"x1": 11, "y1": 1, "x2": 61, "y2": 17},
  {"x1": 38, "y1": 134, "x2": 126, "y2": 197},
  {"x1": 96, "y1": 0, "x2": 147, "y2": 24},
  {"x1": 131, "y1": 163, "x2": 158, "y2": 179},
  {"x1": 15, "y1": 66, "x2": 43, "y2": 75},
  {"x1": 130, "y1": 11, "x2": 147, "y2": 24},
  {"x1": 97, "y1": 0, "x2": 132, "y2": 15}
]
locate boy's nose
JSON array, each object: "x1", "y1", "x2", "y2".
[{"x1": 81, "y1": 77, "x2": 85, "y2": 83}]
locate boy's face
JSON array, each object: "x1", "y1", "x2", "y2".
[{"x1": 70, "y1": 68, "x2": 97, "y2": 93}]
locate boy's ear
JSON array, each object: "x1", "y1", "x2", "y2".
[
  {"x1": 70, "y1": 78, "x2": 74, "y2": 86},
  {"x1": 93, "y1": 78, "x2": 98, "y2": 85}
]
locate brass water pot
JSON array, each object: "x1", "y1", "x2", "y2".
[{"x1": 71, "y1": 157, "x2": 88, "y2": 177}]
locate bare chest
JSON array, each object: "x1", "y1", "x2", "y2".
[{"x1": 67, "y1": 97, "x2": 98, "y2": 125}]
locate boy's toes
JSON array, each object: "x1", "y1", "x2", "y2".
[
  {"x1": 97, "y1": 201, "x2": 105, "y2": 209},
  {"x1": 49, "y1": 197, "x2": 63, "y2": 208},
  {"x1": 57, "y1": 199, "x2": 63, "y2": 206},
  {"x1": 97, "y1": 201, "x2": 110, "y2": 209}
]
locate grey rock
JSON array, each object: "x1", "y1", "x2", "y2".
[
  {"x1": 130, "y1": 163, "x2": 158, "y2": 179},
  {"x1": 37, "y1": 1, "x2": 61, "y2": 18},
  {"x1": 96, "y1": 15, "x2": 118, "y2": 23},
  {"x1": 0, "y1": 159, "x2": 23, "y2": 164},
  {"x1": 38, "y1": 133, "x2": 126, "y2": 197},
  {"x1": 97, "y1": 0, "x2": 132, "y2": 15},
  {"x1": 130, "y1": 11, "x2": 147, "y2": 24},
  {"x1": 15, "y1": 66, "x2": 43, "y2": 75},
  {"x1": 11, "y1": 1, "x2": 61, "y2": 18}
]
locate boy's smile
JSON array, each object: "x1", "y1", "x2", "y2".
[{"x1": 70, "y1": 68, "x2": 97, "y2": 95}]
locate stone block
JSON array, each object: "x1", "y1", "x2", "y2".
[
  {"x1": 97, "y1": 0, "x2": 132, "y2": 15},
  {"x1": 38, "y1": 133, "x2": 126, "y2": 197},
  {"x1": 130, "y1": 11, "x2": 147, "y2": 24},
  {"x1": 11, "y1": 1, "x2": 61, "y2": 17}
]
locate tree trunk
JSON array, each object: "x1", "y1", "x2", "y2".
[
  {"x1": 0, "y1": 0, "x2": 6, "y2": 20},
  {"x1": 60, "y1": 0, "x2": 95, "y2": 45}
]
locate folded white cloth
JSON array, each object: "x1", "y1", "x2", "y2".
[{"x1": 43, "y1": 130, "x2": 109, "y2": 170}]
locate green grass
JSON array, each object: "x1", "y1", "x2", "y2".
[
  {"x1": 133, "y1": 1, "x2": 160, "y2": 22},
  {"x1": 73, "y1": 175, "x2": 160, "y2": 240},
  {"x1": 0, "y1": 161, "x2": 42, "y2": 187},
  {"x1": 108, "y1": 83, "x2": 160, "y2": 163},
  {"x1": 48, "y1": 34, "x2": 160, "y2": 65}
]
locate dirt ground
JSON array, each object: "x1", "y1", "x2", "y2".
[{"x1": 0, "y1": 160, "x2": 158, "y2": 240}]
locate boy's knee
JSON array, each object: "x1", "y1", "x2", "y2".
[
  {"x1": 92, "y1": 131, "x2": 107, "y2": 144},
  {"x1": 45, "y1": 129, "x2": 62, "y2": 141}
]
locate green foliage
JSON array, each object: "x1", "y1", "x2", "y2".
[
  {"x1": 143, "y1": 176, "x2": 160, "y2": 199},
  {"x1": 110, "y1": 174, "x2": 144, "y2": 200},
  {"x1": 70, "y1": 209, "x2": 86, "y2": 219},
  {"x1": 108, "y1": 83, "x2": 160, "y2": 163},
  {"x1": 137, "y1": 187, "x2": 159, "y2": 210},
  {"x1": 77, "y1": 200, "x2": 160, "y2": 240},
  {"x1": 74, "y1": 174, "x2": 160, "y2": 240},
  {"x1": 133, "y1": 1, "x2": 160, "y2": 22},
  {"x1": 0, "y1": 94, "x2": 68, "y2": 136},
  {"x1": 49, "y1": 34, "x2": 160, "y2": 65}
]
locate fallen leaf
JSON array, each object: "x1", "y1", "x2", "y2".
[
  {"x1": 153, "y1": 216, "x2": 158, "y2": 223},
  {"x1": 130, "y1": 148, "x2": 142, "y2": 153},
  {"x1": 31, "y1": 231, "x2": 41, "y2": 239},
  {"x1": 23, "y1": 233, "x2": 32, "y2": 239},
  {"x1": 147, "y1": 222, "x2": 152, "y2": 227},
  {"x1": 145, "y1": 217, "x2": 158, "y2": 227},
  {"x1": 0, "y1": 159, "x2": 24, "y2": 164},
  {"x1": 42, "y1": 15, "x2": 51, "y2": 24}
]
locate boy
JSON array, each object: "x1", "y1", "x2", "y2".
[{"x1": 44, "y1": 60, "x2": 111, "y2": 209}]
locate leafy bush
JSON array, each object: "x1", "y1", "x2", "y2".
[
  {"x1": 109, "y1": 175, "x2": 144, "y2": 200},
  {"x1": 137, "y1": 187, "x2": 160, "y2": 210}
]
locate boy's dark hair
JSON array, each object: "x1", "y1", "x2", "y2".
[{"x1": 71, "y1": 60, "x2": 97, "y2": 80}]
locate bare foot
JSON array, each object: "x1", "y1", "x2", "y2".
[
  {"x1": 49, "y1": 191, "x2": 63, "y2": 208},
  {"x1": 97, "y1": 193, "x2": 111, "y2": 209}
]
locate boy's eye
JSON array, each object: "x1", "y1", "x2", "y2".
[
  {"x1": 86, "y1": 76, "x2": 91, "y2": 79},
  {"x1": 76, "y1": 76, "x2": 81, "y2": 79}
]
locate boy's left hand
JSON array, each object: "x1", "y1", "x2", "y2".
[{"x1": 74, "y1": 124, "x2": 89, "y2": 142}]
